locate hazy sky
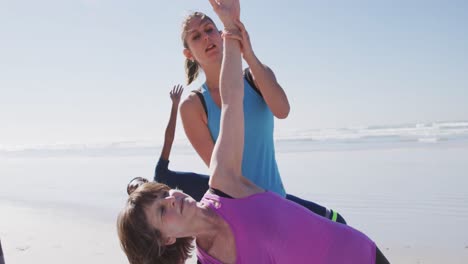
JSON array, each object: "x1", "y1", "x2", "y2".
[{"x1": 1, "y1": 0, "x2": 467, "y2": 148}]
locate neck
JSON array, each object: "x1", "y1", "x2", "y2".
[
  {"x1": 201, "y1": 61, "x2": 221, "y2": 91},
  {"x1": 193, "y1": 203, "x2": 225, "y2": 251}
]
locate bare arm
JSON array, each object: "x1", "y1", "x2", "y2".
[
  {"x1": 207, "y1": 0, "x2": 261, "y2": 196},
  {"x1": 247, "y1": 59, "x2": 290, "y2": 119},
  {"x1": 225, "y1": 20, "x2": 290, "y2": 119},
  {"x1": 209, "y1": 33, "x2": 244, "y2": 185},
  {"x1": 160, "y1": 85, "x2": 184, "y2": 161},
  {"x1": 180, "y1": 95, "x2": 215, "y2": 166}
]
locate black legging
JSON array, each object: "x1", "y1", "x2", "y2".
[
  {"x1": 376, "y1": 247, "x2": 391, "y2": 264},
  {"x1": 0, "y1": 239, "x2": 5, "y2": 264},
  {"x1": 154, "y1": 158, "x2": 347, "y2": 224}
]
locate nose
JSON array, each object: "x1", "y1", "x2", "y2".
[
  {"x1": 164, "y1": 195, "x2": 176, "y2": 208},
  {"x1": 203, "y1": 32, "x2": 210, "y2": 42}
]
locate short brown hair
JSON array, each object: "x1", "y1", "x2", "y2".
[{"x1": 117, "y1": 182, "x2": 194, "y2": 264}]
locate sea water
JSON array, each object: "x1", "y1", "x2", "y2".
[{"x1": 1, "y1": 121, "x2": 467, "y2": 250}]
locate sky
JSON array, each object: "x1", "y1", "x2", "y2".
[{"x1": 1, "y1": 0, "x2": 467, "y2": 148}]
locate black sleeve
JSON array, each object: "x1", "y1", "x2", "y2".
[
  {"x1": 209, "y1": 188, "x2": 234, "y2": 199},
  {"x1": 192, "y1": 90, "x2": 208, "y2": 117}
]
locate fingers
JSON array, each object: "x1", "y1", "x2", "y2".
[
  {"x1": 207, "y1": 0, "x2": 219, "y2": 9},
  {"x1": 235, "y1": 19, "x2": 245, "y2": 32},
  {"x1": 170, "y1": 84, "x2": 184, "y2": 98},
  {"x1": 176, "y1": 84, "x2": 184, "y2": 96},
  {"x1": 170, "y1": 85, "x2": 175, "y2": 97},
  {"x1": 234, "y1": 20, "x2": 249, "y2": 39},
  {"x1": 179, "y1": 88, "x2": 184, "y2": 96}
]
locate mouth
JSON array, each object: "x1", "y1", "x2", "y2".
[{"x1": 205, "y1": 44, "x2": 216, "y2": 53}]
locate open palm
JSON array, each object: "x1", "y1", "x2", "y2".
[{"x1": 208, "y1": 0, "x2": 240, "y2": 27}]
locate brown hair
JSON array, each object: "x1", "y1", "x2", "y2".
[
  {"x1": 181, "y1": 12, "x2": 216, "y2": 85},
  {"x1": 117, "y1": 182, "x2": 194, "y2": 264}
]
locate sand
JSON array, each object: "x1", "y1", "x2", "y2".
[
  {"x1": 1, "y1": 201, "x2": 467, "y2": 264},
  {"x1": 1, "y1": 142, "x2": 467, "y2": 263}
]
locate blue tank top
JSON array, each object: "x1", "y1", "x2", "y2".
[{"x1": 201, "y1": 79, "x2": 286, "y2": 197}]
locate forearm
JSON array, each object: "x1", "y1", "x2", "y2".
[
  {"x1": 160, "y1": 103, "x2": 178, "y2": 160},
  {"x1": 210, "y1": 34, "x2": 244, "y2": 175},
  {"x1": 220, "y1": 36, "x2": 244, "y2": 105},
  {"x1": 245, "y1": 55, "x2": 290, "y2": 118}
]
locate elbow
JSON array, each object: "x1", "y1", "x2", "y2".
[{"x1": 274, "y1": 104, "x2": 290, "y2": 119}]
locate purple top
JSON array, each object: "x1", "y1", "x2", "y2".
[{"x1": 197, "y1": 191, "x2": 376, "y2": 264}]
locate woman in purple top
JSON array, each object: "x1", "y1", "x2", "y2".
[{"x1": 117, "y1": 1, "x2": 390, "y2": 263}]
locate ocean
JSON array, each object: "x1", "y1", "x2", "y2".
[{"x1": 1, "y1": 120, "x2": 468, "y2": 262}]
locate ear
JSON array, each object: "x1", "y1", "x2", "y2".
[
  {"x1": 183, "y1": 48, "x2": 193, "y2": 61},
  {"x1": 164, "y1": 236, "x2": 176, "y2": 246}
]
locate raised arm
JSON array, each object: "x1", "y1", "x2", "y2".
[
  {"x1": 209, "y1": 30, "x2": 243, "y2": 181},
  {"x1": 160, "y1": 85, "x2": 184, "y2": 161},
  {"x1": 225, "y1": 20, "x2": 290, "y2": 119},
  {"x1": 207, "y1": 0, "x2": 256, "y2": 195}
]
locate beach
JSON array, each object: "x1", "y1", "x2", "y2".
[
  {"x1": 1, "y1": 124, "x2": 468, "y2": 263},
  {"x1": 1, "y1": 199, "x2": 468, "y2": 264},
  {"x1": 1, "y1": 202, "x2": 467, "y2": 264},
  {"x1": 2, "y1": 0, "x2": 467, "y2": 262}
]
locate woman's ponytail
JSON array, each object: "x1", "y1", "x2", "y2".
[{"x1": 185, "y1": 58, "x2": 199, "y2": 85}]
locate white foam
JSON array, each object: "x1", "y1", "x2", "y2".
[
  {"x1": 3, "y1": 120, "x2": 468, "y2": 156},
  {"x1": 418, "y1": 137, "x2": 439, "y2": 143}
]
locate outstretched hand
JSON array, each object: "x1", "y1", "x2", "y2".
[
  {"x1": 170, "y1": 84, "x2": 184, "y2": 104},
  {"x1": 208, "y1": 0, "x2": 240, "y2": 28}
]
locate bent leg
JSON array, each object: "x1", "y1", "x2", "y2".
[
  {"x1": 154, "y1": 158, "x2": 209, "y2": 201},
  {"x1": 286, "y1": 194, "x2": 347, "y2": 224},
  {"x1": 375, "y1": 247, "x2": 390, "y2": 264},
  {"x1": 0, "y1": 240, "x2": 4, "y2": 264}
]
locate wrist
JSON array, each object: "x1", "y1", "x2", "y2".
[{"x1": 222, "y1": 20, "x2": 237, "y2": 30}]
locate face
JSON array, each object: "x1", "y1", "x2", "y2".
[
  {"x1": 144, "y1": 189, "x2": 198, "y2": 245},
  {"x1": 184, "y1": 16, "x2": 223, "y2": 66}
]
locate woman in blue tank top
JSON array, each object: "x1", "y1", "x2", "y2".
[{"x1": 155, "y1": 11, "x2": 346, "y2": 224}]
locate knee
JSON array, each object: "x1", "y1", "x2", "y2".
[
  {"x1": 336, "y1": 212, "x2": 347, "y2": 225},
  {"x1": 154, "y1": 167, "x2": 168, "y2": 183}
]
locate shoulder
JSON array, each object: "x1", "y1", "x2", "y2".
[
  {"x1": 180, "y1": 91, "x2": 207, "y2": 123},
  {"x1": 180, "y1": 92, "x2": 203, "y2": 112}
]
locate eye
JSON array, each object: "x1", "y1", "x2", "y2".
[
  {"x1": 160, "y1": 206, "x2": 165, "y2": 216},
  {"x1": 206, "y1": 27, "x2": 213, "y2": 33},
  {"x1": 192, "y1": 33, "x2": 201, "y2": 40}
]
